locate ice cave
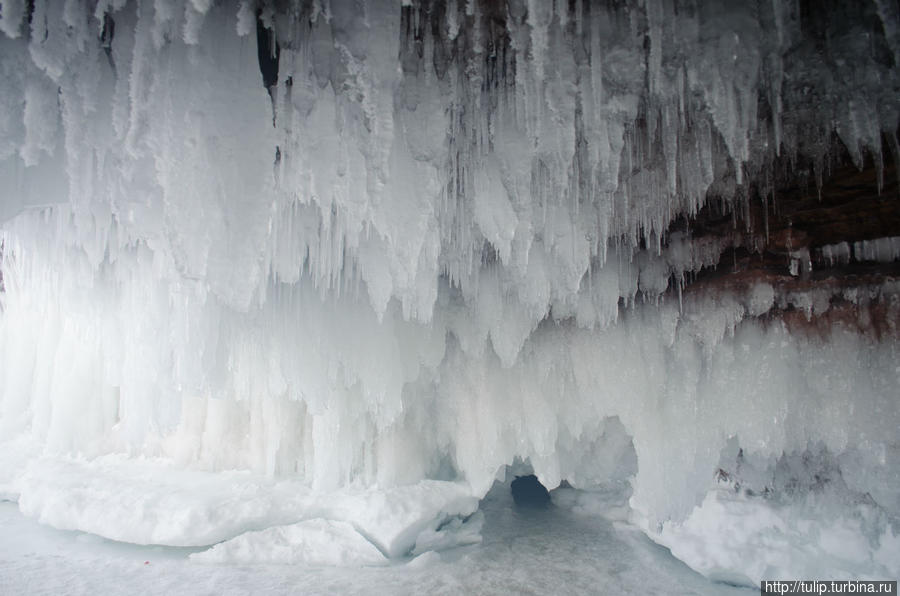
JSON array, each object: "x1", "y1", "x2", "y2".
[{"x1": 0, "y1": 0, "x2": 898, "y2": 593}]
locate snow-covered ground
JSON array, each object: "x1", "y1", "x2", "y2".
[{"x1": 0, "y1": 481, "x2": 751, "y2": 596}]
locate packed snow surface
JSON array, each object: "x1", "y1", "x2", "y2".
[
  {"x1": 0, "y1": 481, "x2": 753, "y2": 595},
  {"x1": 12, "y1": 453, "x2": 477, "y2": 559},
  {"x1": 0, "y1": 0, "x2": 899, "y2": 585}
]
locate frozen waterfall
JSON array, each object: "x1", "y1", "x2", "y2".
[{"x1": 0, "y1": 0, "x2": 898, "y2": 589}]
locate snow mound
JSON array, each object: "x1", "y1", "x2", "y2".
[
  {"x1": 17, "y1": 456, "x2": 309, "y2": 546},
  {"x1": 190, "y1": 519, "x2": 387, "y2": 566},
  {"x1": 657, "y1": 488, "x2": 900, "y2": 586},
  {"x1": 653, "y1": 444, "x2": 900, "y2": 586},
  {"x1": 15, "y1": 454, "x2": 478, "y2": 558}
]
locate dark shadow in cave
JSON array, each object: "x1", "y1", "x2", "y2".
[
  {"x1": 510, "y1": 474, "x2": 551, "y2": 508},
  {"x1": 256, "y1": 13, "x2": 280, "y2": 96}
]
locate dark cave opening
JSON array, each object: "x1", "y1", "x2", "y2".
[{"x1": 510, "y1": 474, "x2": 551, "y2": 508}]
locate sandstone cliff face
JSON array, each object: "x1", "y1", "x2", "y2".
[{"x1": 671, "y1": 137, "x2": 900, "y2": 337}]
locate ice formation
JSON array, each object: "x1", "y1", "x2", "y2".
[
  {"x1": 189, "y1": 519, "x2": 389, "y2": 566},
  {"x1": 0, "y1": 0, "x2": 898, "y2": 585}
]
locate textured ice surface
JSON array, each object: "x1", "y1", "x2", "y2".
[
  {"x1": 190, "y1": 519, "x2": 387, "y2": 566},
  {"x1": 1, "y1": 0, "x2": 899, "y2": 585}
]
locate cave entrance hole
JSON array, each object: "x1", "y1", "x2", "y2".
[{"x1": 510, "y1": 474, "x2": 551, "y2": 508}]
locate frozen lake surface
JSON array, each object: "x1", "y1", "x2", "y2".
[{"x1": 0, "y1": 485, "x2": 751, "y2": 596}]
